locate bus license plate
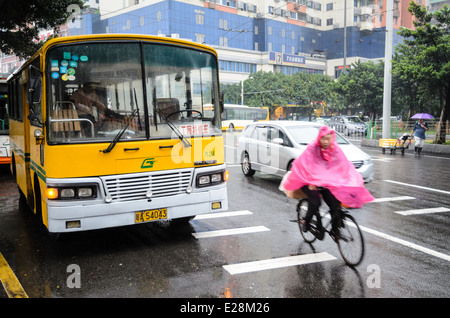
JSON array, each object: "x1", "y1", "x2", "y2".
[{"x1": 135, "y1": 208, "x2": 167, "y2": 223}]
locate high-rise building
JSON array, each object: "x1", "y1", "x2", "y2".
[{"x1": 1, "y1": 0, "x2": 426, "y2": 82}]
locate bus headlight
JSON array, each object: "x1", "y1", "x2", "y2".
[
  {"x1": 60, "y1": 188, "x2": 75, "y2": 198},
  {"x1": 196, "y1": 170, "x2": 228, "y2": 188},
  {"x1": 46, "y1": 184, "x2": 97, "y2": 200}
]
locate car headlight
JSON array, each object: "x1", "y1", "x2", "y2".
[{"x1": 363, "y1": 158, "x2": 372, "y2": 165}]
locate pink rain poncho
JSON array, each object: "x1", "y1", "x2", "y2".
[{"x1": 283, "y1": 126, "x2": 374, "y2": 208}]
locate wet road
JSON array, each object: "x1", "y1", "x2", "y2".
[{"x1": 0, "y1": 134, "x2": 449, "y2": 299}]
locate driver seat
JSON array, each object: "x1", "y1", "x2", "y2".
[{"x1": 156, "y1": 98, "x2": 180, "y2": 121}]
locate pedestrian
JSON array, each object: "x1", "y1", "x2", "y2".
[
  {"x1": 281, "y1": 126, "x2": 374, "y2": 238},
  {"x1": 410, "y1": 119, "x2": 429, "y2": 155}
]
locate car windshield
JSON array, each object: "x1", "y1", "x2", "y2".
[
  {"x1": 46, "y1": 41, "x2": 221, "y2": 144},
  {"x1": 286, "y1": 126, "x2": 349, "y2": 145},
  {"x1": 347, "y1": 116, "x2": 363, "y2": 123}
]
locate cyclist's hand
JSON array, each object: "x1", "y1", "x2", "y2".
[{"x1": 308, "y1": 184, "x2": 317, "y2": 191}]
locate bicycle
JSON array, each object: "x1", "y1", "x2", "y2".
[{"x1": 296, "y1": 198, "x2": 365, "y2": 266}]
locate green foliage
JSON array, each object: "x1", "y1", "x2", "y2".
[
  {"x1": 334, "y1": 60, "x2": 385, "y2": 119},
  {"x1": 0, "y1": 0, "x2": 85, "y2": 58},
  {"x1": 220, "y1": 71, "x2": 337, "y2": 118},
  {"x1": 393, "y1": 2, "x2": 450, "y2": 143}
]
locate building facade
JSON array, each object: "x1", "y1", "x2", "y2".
[{"x1": 1, "y1": 0, "x2": 427, "y2": 82}]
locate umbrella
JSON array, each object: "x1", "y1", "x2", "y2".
[{"x1": 411, "y1": 113, "x2": 434, "y2": 119}]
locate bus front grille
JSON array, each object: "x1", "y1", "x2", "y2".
[{"x1": 101, "y1": 169, "x2": 193, "y2": 202}]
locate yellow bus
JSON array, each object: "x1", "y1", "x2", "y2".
[
  {"x1": 0, "y1": 77, "x2": 10, "y2": 165},
  {"x1": 8, "y1": 34, "x2": 228, "y2": 234},
  {"x1": 221, "y1": 104, "x2": 269, "y2": 131}
]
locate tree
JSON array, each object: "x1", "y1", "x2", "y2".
[
  {"x1": 334, "y1": 60, "x2": 385, "y2": 119},
  {"x1": 394, "y1": 2, "x2": 450, "y2": 144},
  {"x1": 0, "y1": 0, "x2": 85, "y2": 58},
  {"x1": 243, "y1": 71, "x2": 288, "y2": 114},
  {"x1": 286, "y1": 72, "x2": 334, "y2": 120},
  {"x1": 221, "y1": 82, "x2": 242, "y2": 104}
]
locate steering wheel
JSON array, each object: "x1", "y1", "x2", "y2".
[{"x1": 166, "y1": 109, "x2": 203, "y2": 120}]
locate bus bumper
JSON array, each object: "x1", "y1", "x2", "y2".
[
  {"x1": 45, "y1": 167, "x2": 228, "y2": 233},
  {"x1": 46, "y1": 185, "x2": 227, "y2": 233}
]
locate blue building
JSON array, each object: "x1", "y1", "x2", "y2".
[{"x1": 70, "y1": 0, "x2": 409, "y2": 82}]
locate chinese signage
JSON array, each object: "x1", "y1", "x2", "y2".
[{"x1": 269, "y1": 52, "x2": 305, "y2": 66}]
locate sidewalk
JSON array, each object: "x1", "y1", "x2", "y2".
[{"x1": 361, "y1": 138, "x2": 450, "y2": 156}]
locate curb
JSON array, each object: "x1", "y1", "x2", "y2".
[{"x1": 361, "y1": 138, "x2": 450, "y2": 156}]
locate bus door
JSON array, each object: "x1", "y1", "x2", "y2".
[{"x1": 25, "y1": 64, "x2": 44, "y2": 213}]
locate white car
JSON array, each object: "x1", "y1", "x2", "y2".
[{"x1": 237, "y1": 121, "x2": 374, "y2": 183}]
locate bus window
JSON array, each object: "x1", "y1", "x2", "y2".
[
  {"x1": 143, "y1": 43, "x2": 221, "y2": 138},
  {"x1": 46, "y1": 42, "x2": 146, "y2": 143}
]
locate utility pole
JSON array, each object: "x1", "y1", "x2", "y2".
[
  {"x1": 343, "y1": 0, "x2": 347, "y2": 75},
  {"x1": 382, "y1": 0, "x2": 393, "y2": 139},
  {"x1": 241, "y1": 81, "x2": 244, "y2": 105}
]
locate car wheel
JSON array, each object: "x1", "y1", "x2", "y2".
[
  {"x1": 287, "y1": 160, "x2": 294, "y2": 172},
  {"x1": 241, "y1": 152, "x2": 255, "y2": 176}
]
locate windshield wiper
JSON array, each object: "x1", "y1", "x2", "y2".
[
  {"x1": 102, "y1": 108, "x2": 139, "y2": 153},
  {"x1": 157, "y1": 109, "x2": 191, "y2": 147}
]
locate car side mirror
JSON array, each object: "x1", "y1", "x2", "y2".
[{"x1": 272, "y1": 138, "x2": 284, "y2": 145}]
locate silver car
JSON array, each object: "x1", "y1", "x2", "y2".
[
  {"x1": 328, "y1": 115, "x2": 367, "y2": 135},
  {"x1": 237, "y1": 121, "x2": 374, "y2": 183}
]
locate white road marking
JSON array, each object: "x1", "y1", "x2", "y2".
[
  {"x1": 384, "y1": 180, "x2": 450, "y2": 195},
  {"x1": 395, "y1": 207, "x2": 450, "y2": 216},
  {"x1": 372, "y1": 196, "x2": 416, "y2": 203},
  {"x1": 194, "y1": 210, "x2": 253, "y2": 220},
  {"x1": 223, "y1": 252, "x2": 337, "y2": 275},
  {"x1": 192, "y1": 226, "x2": 270, "y2": 239},
  {"x1": 321, "y1": 213, "x2": 450, "y2": 262}
]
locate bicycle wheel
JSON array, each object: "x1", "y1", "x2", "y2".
[
  {"x1": 297, "y1": 199, "x2": 317, "y2": 243},
  {"x1": 336, "y1": 213, "x2": 365, "y2": 266}
]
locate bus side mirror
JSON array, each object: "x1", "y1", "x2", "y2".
[{"x1": 27, "y1": 77, "x2": 42, "y2": 104}]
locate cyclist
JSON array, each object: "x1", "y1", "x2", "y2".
[{"x1": 283, "y1": 126, "x2": 374, "y2": 237}]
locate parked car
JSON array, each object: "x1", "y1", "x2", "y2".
[
  {"x1": 328, "y1": 115, "x2": 367, "y2": 135},
  {"x1": 237, "y1": 121, "x2": 374, "y2": 183}
]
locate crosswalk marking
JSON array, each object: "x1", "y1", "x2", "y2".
[
  {"x1": 395, "y1": 207, "x2": 450, "y2": 216},
  {"x1": 194, "y1": 210, "x2": 252, "y2": 220},
  {"x1": 372, "y1": 196, "x2": 415, "y2": 203},
  {"x1": 384, "y1": 180, "x2": 450, "y2": 195},
  {"x1": 223, "y1": 252, "x2": 337, "y2": 275},
  {"x1": 192, "y1": 226, "x2": 270, "y2": 239}
]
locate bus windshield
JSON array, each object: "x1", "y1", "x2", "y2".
[{"x1": 47, "y1": 41, "x2": 221, "y2": 144}]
